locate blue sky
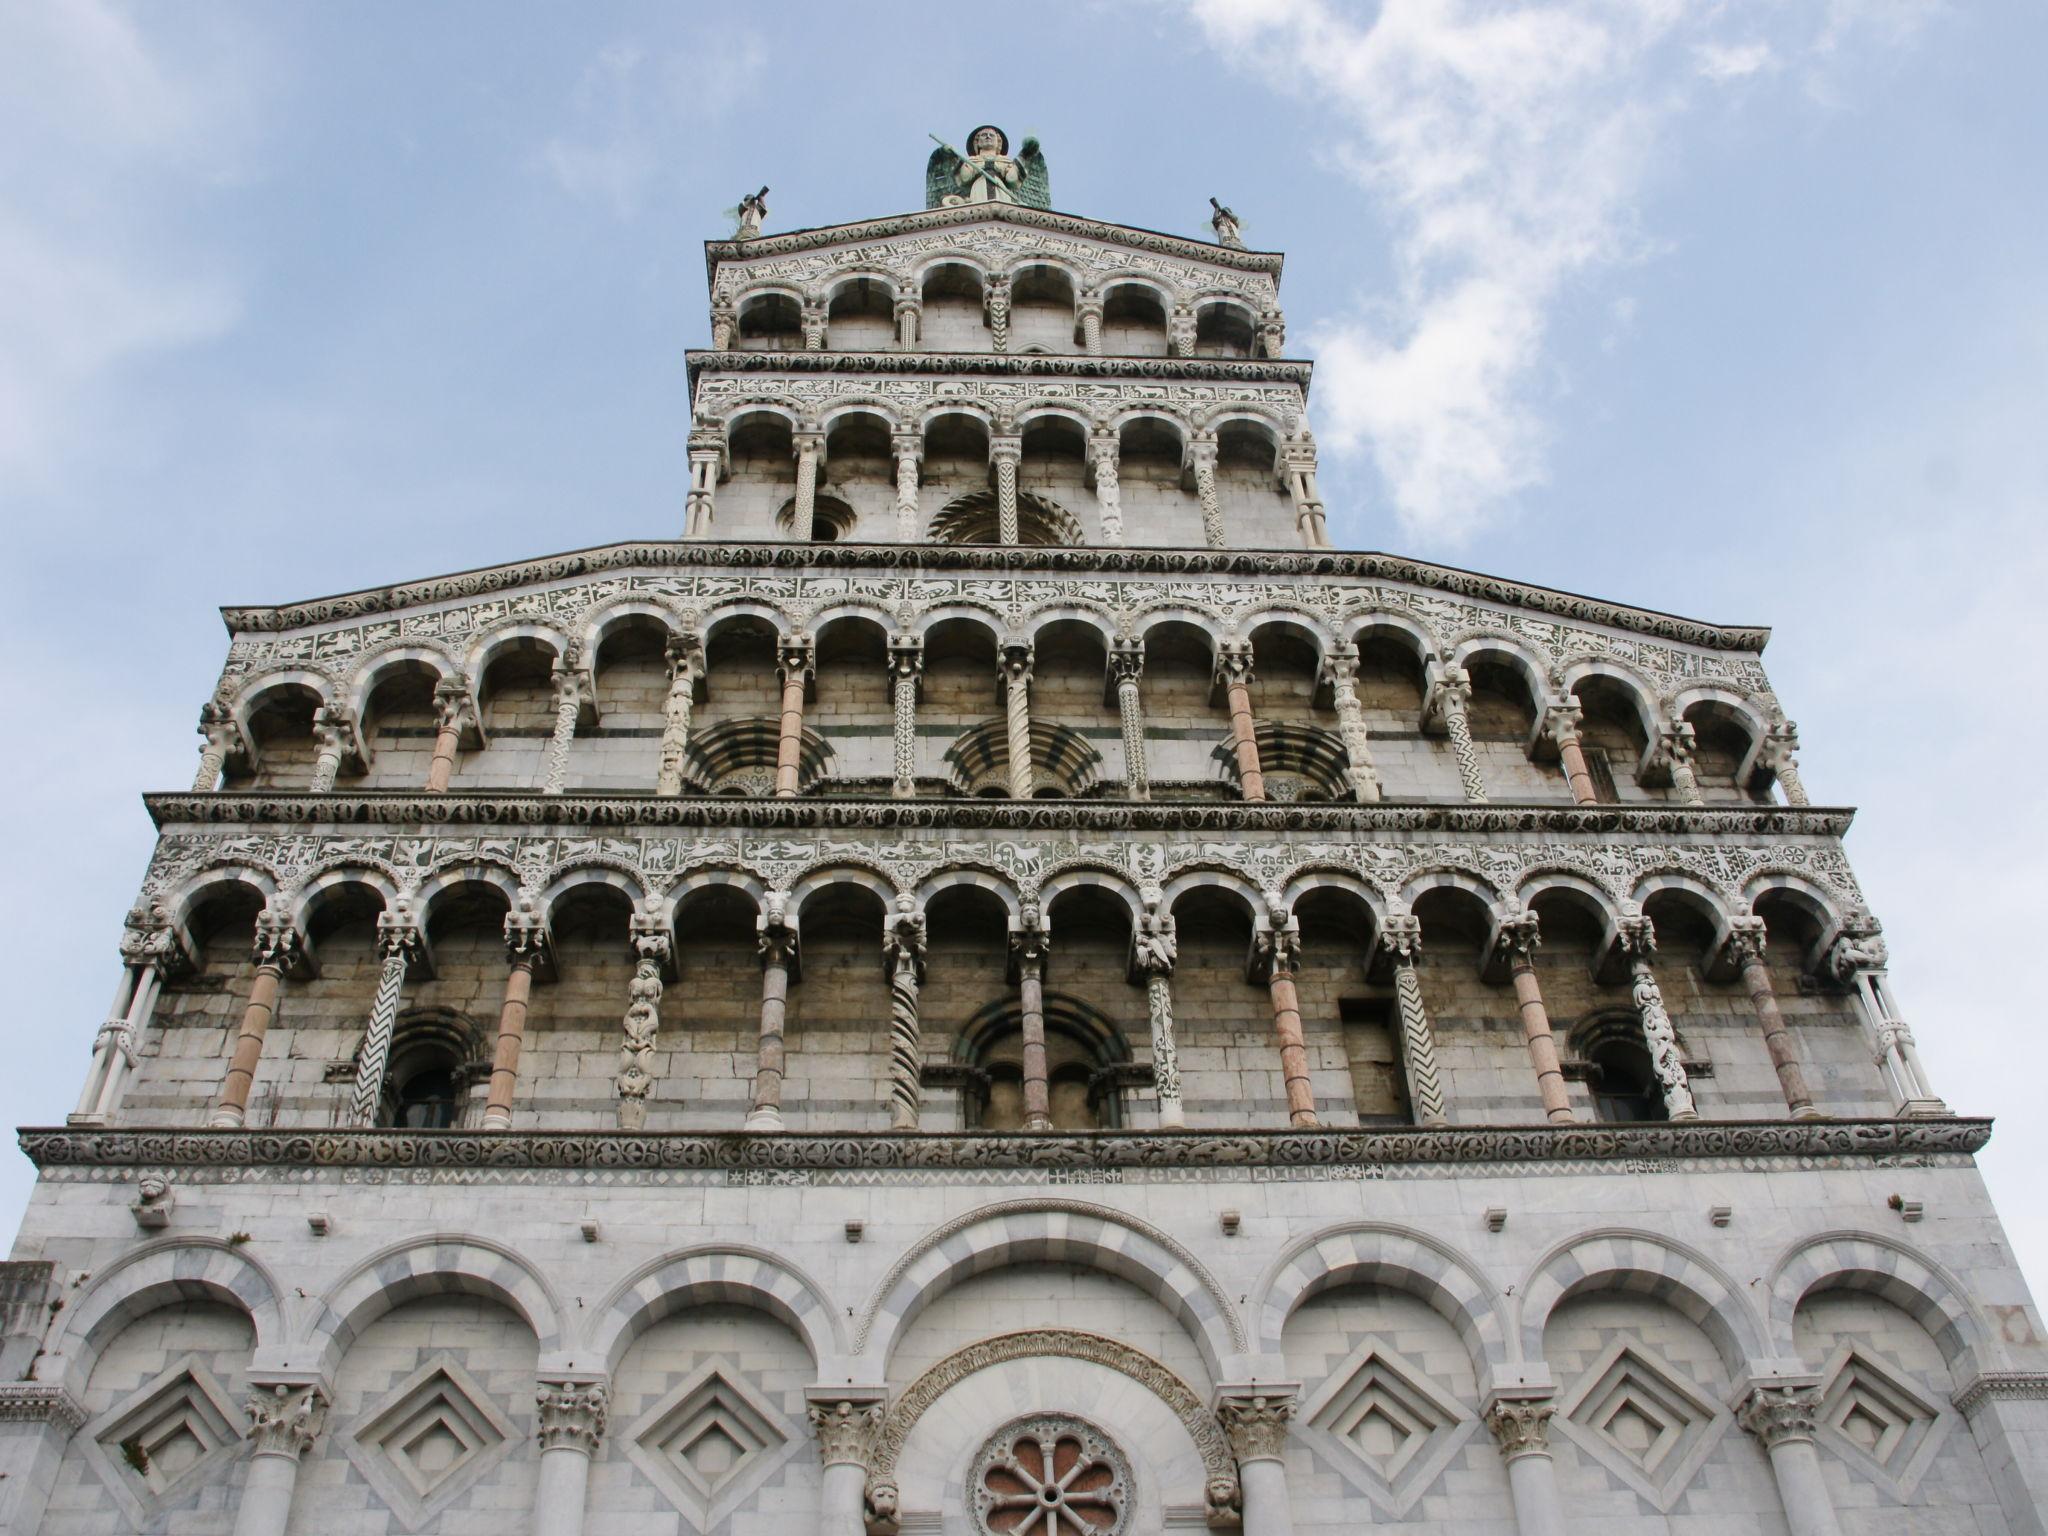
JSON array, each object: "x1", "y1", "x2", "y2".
[{"x1": 3, "y1": 1, "x2": 2045, "y2": 1282}]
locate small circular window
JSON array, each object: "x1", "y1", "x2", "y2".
[{"x1": 971, "y1": 1414, "x2": 1131, "y2": 1534}]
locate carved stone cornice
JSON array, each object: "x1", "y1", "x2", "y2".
[
  {"x1": 0, "y1": 1384, "x2": 88, "y2": 1431},
  {"x1": 691, "y1": 348, "x2": 1308, "y2": 390},
  {"x1": 19, "y1": 1117, "x2": 1992, "y2": 1174},
  {"x1": 1951, "y1": 1370, "x2": 2048, "y2": 1418}
]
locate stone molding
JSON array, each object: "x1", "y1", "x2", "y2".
[
  {"x1": 1951, "y1": 1370, "x2": 2048, "y2": 1418},
  {"x1": 688, "y1": 349, "x2": 1309, "y2": 387},
  {"x1": 0, "y1": 1384, "x2": 87, "y2": 1432},
  {"x1": 19, "y1": 1119, "x2": 1992, "y2": 1175}
]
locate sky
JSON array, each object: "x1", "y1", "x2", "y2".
[{"x1": 2, "y1": 1, "x2": 2044, "y2": 1284}]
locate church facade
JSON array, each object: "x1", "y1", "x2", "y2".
[{"x1": 1, "y1": 132, "x2": 2043, "y2": 1536}]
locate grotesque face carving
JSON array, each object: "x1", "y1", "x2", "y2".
[{"x1": 970, "y1": 127, "x2": 1004, "y2": 157}]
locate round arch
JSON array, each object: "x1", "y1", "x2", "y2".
[
  {"x1": 1253, "y1": 1222, "x2": 1510, "y2": 1370},
  {"x1": 346, "y1": 646, "x2": 459, "y2": 726},
  {"x1": 1038, "y1": 867, "x2": 1145, "y2": 930},
  {"x1": 913, "y1": 867, "x2": 1023, "y2": 925},
  {"x1": 46, "y1": 1238, "x2": 286, "y2": 1399},
  {"x1": 1767, "y1": 1230, "x2": 1999, "y2": 1374},
  {"x1": 1517, "y1": 1227, "x2": 1769, "y2": 1373},
  {"x1": 786, "y1": 864, "x2": 900, "y2": 926},
  {"x1": 307, "y1": 1233, "x2": 564, "y2": 1381},
  {"x1": 584, "y1": 1244, "x2": 846, "y2": 1376}
]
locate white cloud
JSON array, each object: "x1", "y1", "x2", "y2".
[{"x1": 1695, "y1": 39, "x2": 1775, "y2": 81}]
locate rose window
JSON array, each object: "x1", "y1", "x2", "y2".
[{"x1": 970, "y1": 1415, "x2": 1131, "y2": 1535}]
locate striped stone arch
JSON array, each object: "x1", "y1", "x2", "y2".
[
  {"x1": 465, "y1": 620, "x2": 572, "y2": 685},
  {"x1": 1240, "y1": 605, "x2": 1337, "y2": 659},
  {"x1": 580, "y1": 596, "x2": 683, "y2": 661},
  {"x1": 162, "y1": 862, "x2": 282, "y2": 936},
  {"x1": 809, "y1": 601, "x2": 899, "y2": 641},
  {"x1": 1741, "y1": 869, "x2": 1856, "y2": 957},
  {"x1": 916, "y1": 398, "x2": 996, "y2": 436},
  {"x1": 345, "y1": 644, "x2": 460, "y2": 723},
  {"x1": 1013, "y1": 402, "x2": 1098, "y2": 442},
  {"x1": 1447, "y1": 632, "x2": 1552, "y2": 707},
  {"x1": 1341, "y1": 607, "x2": 1440, "y2": 665},
  {"x1": 786, "y1": 862, "x2": 900, "y2": 923},
  {"x1": 1130, "y1": 605, "x2": 1227, "y2": 656},
  {"x1": 1158, "y1": 865, "x2": 1266, "y2": 919},
  {"x1": 1631, "y1": 869, "x2": 1738, "y2": 960},
  {"x1": 698, "y1": 599, "x2": 796, "y2": 645},
  {"x1": 537, "y1": 862, "x2": 649, "y2": 920},
  {"x1": 289, "y1": 864, "x2": 405, "y2": 933},
  {"x1": 585, "y1": 1244, "x2": 847, "y2": 1376},
  {"x1": 1098, "y1": 274, "x2": 1178, "y2": 313},
  {"x1": 913, "y1": 866, "x2": 1022, "y2": 924},
  {"x1": 412, "y1": 859, "x2": 523, "y2": 924},
  {"x1": 855, "y1": 1198, "x2": 1243, "y2": 1378},
  {"x1": 1038, "y1": 866, "x2": 1145, "y2": 929},
  {"x1": 1517, "y1": 1228, "x2": 1769, "y2": 1373},
  {"x1": 711, "y1": 397, "x2": 802, "y2": 439},
  {"x1": 1021, "y1": 601, "x2": 1117, "y2": 648},
  {"x1": 1668, "y1": 682, "x2": 1772, "y2": 746},
  {"x1": 910, "y1": 248, "x2": 994, "y2": 285},
  {"x1": 307, "y1": 1234, "x2": 564, "y2": 1380},
  {"x1": 1107, "y1": 405, "x2": 1191, "y2": 452},
  {"x1": 910, "y1": 600, "x2": 1007, "y2": 645},
  {"x1": 1516, "y1": 865, "x2": 1626, "y2": 917},
  {"x1": 669, "y1": 864, "x2": 770, "y2": 912},
  {"x1": 1253, "y1": 1223, "x2": 1510, "y2": 1370},
  {"x1": 818, "y1": 395, "x2": 909, "y2": 434},
  {"x1": 1278, "y1": 867, "x2": 1386, "y2": 933},
  {"x1": 1190, "y1": 399, "x2": 1291, "y2": 440},
  {"x1": 1558, "y1": 653, "x2": 1666, "y2": 741},
  {"x1": 1767, "y1": 1230, "x2": 1998, "y2": 1373},
  {"x1": 47, "y1": 1238, "x2": 287, "y2": 1399},
  {"x1": 1397, "y1": 866, "x2": 1505, "y2": 915}
]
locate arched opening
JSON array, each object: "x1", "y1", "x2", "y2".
[
  {"x1": 736, "y1": 290, "x2": 802, "y2": 350},
  {"x1": 377, "y1": 1008, "x2": 488, "y2": 1129},
  {"x1": 920, "y1": 262, "x2": 988, "y2": 351},
  {"x1": 359, "y1": 663, "x2": 441, "y2": 790},
  {"x1": 1117, "y1": 413, "x2": 1190, "y2": 545},
  {"x1": 1009, "y1": 262, "x2": 1078, "y2": 353},
  {"x1": 813, "y1": 616, "x2": 890, "y2": 793},
  {"x1": 726, "y1": 409, "x2": 797, "y2": 535},
  {"x1": 1573, "y1": 1013, "x2": 1666, "y2": 1122},
  {"x1": 920, "y1": 619, "x2": 1003, "y2": 795},
  {"x1": 1019, "y1": 414, "x2": 1089, "y2": 527},
  {"x1": 928, "y1": 489, "x2": 1081, "y2": 547},
  {"x1": 1101, "y1": 281, "x2": 1169, "y2": 357},
  {"x1": 826, "y1": 276, "x2": 895, "y2": 351},
  {"x1": 1215, "y1": 417, "x2": 1288, "y2": 528},
  {"x1": 478, "y1": 638, "x2": 561, "y2": 789},
  {"x1": 1165, "y1": 884, "x2": 1264, "y2": 1126},
  {"x1": 920, "y1": 408, "x2": 991, "y2": 516},
  {"x1": 958, "y1": 992, "x2": 1131, "y2": 1131},
  {"x1": 922, "y1": 884, "x2": 1014, "y2": 1130},
  {"x1": 1352, "y1": 625, "x2": 1432, "y2": 799},
  {"x1": 1030, "y1": 618, "x2": 1115, "y2": 778},
  {"x1": 1683, "y1": 701, "x2": 1765, "y2": 803},
  {"x1": 696, "y1": 614, "x2": 782, "y2": 743},
  {"x1": 1194, "y1": 299, "x2": 1256, "y2": 359},
  {"x1": 229, "y1": 683, "x2": 323, "y2": 791},
  {"x1": 410, "y1": 879, "x2": 517, "y2": 1126},
  {"x1": 590, "y1": 616, "x2": 671, "y2": 789},
  {"x1": 1295, "y1": 886, "x2": 1407, "y2": 1124},
  {"x1": 776, "y1": 490, "x2": 858, "y2": 542},
  {"x1": 1571, "y1": 676, "x2": 1654, "y2": 802},
  {"x1": 1140, "y1": 621, "x2": 1224, "y2": 800},
  {"x1": 145, "y1": 881, "x2": 266, "y2": 1122},
  {"x1": 1461, "y1": 653, "x2": 1541, "y2": 797},
  {"x1": 668, "y1": 884, "x2": 765, "y2": 1129},
  {"x1": 784, "y1": 882, "x2": 891, "y2": 1130}
]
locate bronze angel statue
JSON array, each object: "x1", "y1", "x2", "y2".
[{"x1": 926, "y1": 125, "x2": 1050, "y2": 209}]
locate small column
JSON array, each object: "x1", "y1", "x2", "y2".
[
  {"x1": 1133, "y1": 905, "x2": 1186, "y2": 1128},
  {"x1": 893, "y1": 291, "x2": 920, "y2": 349},
  {"x1": 1658, "y1": 718, "x2": 1705, "y2": 805},
  {"x1": 1011, "y1": 908, "x2": 1052, "y2": 1132},
  {"x1": 1542, "y1": 700, "x2": 1598, "y2": 805},
  {"x1": 1617, "y1": 915, "x2": 1698, "y2": 1120},
  {"x1": 533, "y1": 1381, "x2": 608, "y2": 1536},
  {"x1": 232, "y1": 1384, "x2": 327, "y2": 1536},
  {"x1": 1281, "y1": 443, "x2": 1328, "y2": 547},
  {"x1": 1258, "y1": 310, "x2": 1286, "y2": 358},
  {"x1": 1725, "y1": 918, "x2": 1819, "y2": 1118},
  {"x1": 1827, "y1": 920, "x2": 1947, "y2": 1115},
  {"x1": 192, "y1": 702, "x2": 243, "y2": 791},
  {"x1": 211, "y1": 912, "x2": 302, "y2": 1128},
  {"x1": 800, "y1": 299, "x2": 827, "y2": 352},
  {"x1": 1087, "y1": 431, "x2": 1124, "y2": 544},
  {"x1": 1427, "y1": 664, "x2": 1488, "y2": 803},
  {"x1": 426, "y1": 681, "x2": 470, "y2": 792},
  {"x1": 985, "y1": 273, "x2": 1011, "y2": 353},
  {"x1": 1168, "y1": 304, "x2": 1197, "y2": 358},
  {"x1": 1762, "y1": 717, "x2": 1810, "y2": 805},
  {"x1": 684, "y1": 430, "x2": 724, "y2": 538},
  {"x1": 615, "y1": 908, "x2": 669, "y2": 1131},
  {"x1": 1494, "y1": 912, "x2": 1574, "y2": 1123},
  {"x1": 1110, "y1": 639, "x2": 1148, "y2": 798},
  {"x1": 1377, "y1": 916, "x2": 1448, "y2": 1125},
  {"x1": 1735, "y1": 1382, "x2": 1842, "y2": 1536},
  {"x1": 655, "y1": 631, "x2": 702, "y2": 796},
  {"x1": 773, "y1": 635, "x2": 814, "y2": 798},
  {"x1": 85, "y1": 911, "x2": 181, "y2": 1122},
  {"x1": 482, "y1": 902, "x2": 548, "y2": 1131},
  {"x1": 1483, "y1": 1394, "x2": 1566, "y2": 1536},
  {"x1": 888, "y1": 634, "x2": 923, "y2": 798},
  {"x1": 1189, "y1": 434, "x2": 1225, "y2": 548},
  {"x1": 542, "y1": 657, "x2": 588, "y2": 796},
  {"x1": 75, "y1": 961, "x2": 143, "y2": 1124},
  {"x1": 990, "y1": 434, "x2": 1022, "y2": 544},
  {"x1": 1252, "y1": 916, "x2": 1318, "y2": 1128},
  {"x1": 748, "y1": 898, "x2": 798, "y2": 1131},
  {"x1": 1077, "y1": 295, "x2": 1104, "y2": 356},
  {"x1": 308, "y1": 704, "x2": 354, "y2": 793},
  {"x1": 891, "y1": 430, "x2": 922, "y2": 541},
  {"x1": 807, "y1": 1393, "x2": 886, "y2": 1536},
  {"x1": 1216, "y1": 1390, "x2": 1296, "y2": 1536},
  {"x1": 709, "y1": 302, "x2": 737, "y2": 351},
  {"x1": 1001, "y1": 640, "x2": 1035, "y2": 799},
  {"x1": 884, "y1": 898, "x2": 927, "y2": 1129},
  {"x1": 349, "y1": 903, "x2": 424, "y2": 1126},
  {"x1": 1323, "y1": 643, "x2": 1383, "y2": 802},
  {"x1": 1217, "y1": 639, "x2": 1267, "y2": 802},
  {"x1": 790, "y1": 429, "x2": 824, "y2": 540}
]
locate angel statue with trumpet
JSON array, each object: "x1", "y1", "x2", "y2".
[{"x1": 925, "y1": 125, "x2": 1049, "y2": 209}]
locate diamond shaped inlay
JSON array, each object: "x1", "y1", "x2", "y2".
[
  {"x1": 1296, "y1": 1342, "x2": 1475, "y2": 1516},
  {"x1": 83, "y1": 1359, "x2": 244, "y2": 1525},
  {"x1": 1557, "y1": 1340, "x2": 1726, "y2": 1511},
  {"x1": 1813, "y1": 1346, "x2": 1947, "y2": 1499},
  {"x1": 624, "y1": 1360, "x2": 799, "y2": 1526},
  {"x1": 341, "y1": 1356, "x2": 517, "y2": 1534}
]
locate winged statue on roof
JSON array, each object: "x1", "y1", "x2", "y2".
[{"x1": 925, "y1": 125, "x2": 1050, "y2": 209}]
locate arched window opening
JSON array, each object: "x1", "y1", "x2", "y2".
[
  {"x1": 679, "y1": 717, "x2": 835, "y2": 796},
  {"x1": 928, "y1": 489, "x2": 1084, "y2": 547},
  {"x1": 943, "y1": 718, "x2": 1102, "y2": 798},
  {"x1": 957, "y1": 994, "x2": 1132, "y2": 1131},
  {"x1": 1194, "y1": 300, "x2": 1256, "y2": 358},
  {"x1": 1214, "y1": 721, "x2": 1351, "y2": 802},
  {"x1": 1572, "y1": 1013, "x2": 1668, "y2": 1123},
  {"x1": 736, "y1": 291, "x2": 803, "y2": 350},
  {"x1": 826, "y1": 277, "x2": 895, "y2": 350},
  {"x1": 373, "y1": 1009, "x2": 487, "y2": 1131},
  {"x1": 776, "y1": 490, "x2": 859, "y2": 541}
]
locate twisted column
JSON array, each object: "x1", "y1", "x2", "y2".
[
  {"x1": 1827, "y1": 921, "x2": 1946, "y2": 1114},
  {"x1": 1660, "y1": 718, "x2": 1704, "y2": 805},
  {"x1": 211, "y1": 912, "x2": 301, "y2": 1128},
  {"x1": 790, "y1": 430, "x2": 823, "y2": 540},
  {"x1": 807, "y1": 1394, "x2": 886, "y2": 1536},
  {"x1": 308, "y1": 704, "x2": 353, "y2": 792},
  {"x1": 1736, "y1": 1383, "x2": 1841, "y2": 1536},
  {"x1": 893, "y1": 293, "x2": 920, "y2": 349},
  {"x1": 1429, "y1": 665, "x2": 1487, "y2": 802},
  {"x1": 1495, "y1": 912, "x2": 1574, "y2": 1123},
  {"x1": 193, "y1": 702, "x2": 242, "y2": 790},
  {"x1": 1011, "y1": 910, "x2": 1051, "y2": 1132},
  {"x1": 1542, "y1": 700, "x2": 1597, "y2": 804},
  {"x1": 1725, "y1": 918, "x2": 1819, "y2": 1117},
  {"x1": 1254, "y1": 920, "x2": 1318, "y2": 1127},
  {"x1": 427, "y1": 681, "x2": 470, "y2": 792},
  {"x1": 1618, "y1": 915, "x2": 1698, "y2": 1119},
  {"x1": 884, "y1": 899, "x2": 927, "y2": 1129},
  {"x1": 232, "y1": 1384, "x2": 327, "y2": 1536},
  {"x1": 1378, "y1": 916, "x2": 1447, "y2": 1125},
  {"x1": 534, "y1": 1381, "x2": 608, "y2": 1536},
  {"x1": 1763, "y1": 718, "x2": 1809, "y2": 805},
  {"x1": 888, "y1": 635, "x2": 922, "y2": 798},
  {"x1": 1088, "y1": 431, "x2": 1123, "y2": 544},
  {"x1": 1324, "y1": 643, "x2": 1383, "y2": 802},
  {"x1": 891, "y1": 431, "x2": 922, "y2": 540},
  {"x1": 542, "y1": 660, "x2": 586, "y2": 796},
  {"x1": 748, "y1": 900, "x2": 798, "y2": 1130},
  {"x1": 655, "y1": 633, "x2": 701, "y2": 796},
  {"x1": 990, "y1": 435, "x2": 1022, "y2": 544},
  {"x1": 1134, "y1": 907, "x2": 1185, "y2": 1128},
  {"x1": 985, "y1": 274, "x2": 1011, "y2": 352},
  {"x1": 1168, "y1": 305, "x2": 1197, "y2": 358},
  {"x1": 615, "y1": 912, "x2": 669, "y2": 1131},
  {"x1": 349, "y1": 905, "x2": 423, "y2": 1126},
  {"x1": 1483, "y1": 1395, "x2": 1565, "y2": 1536},
  {"x1": 1190, "y1": 435, "x2": 1224, "y2": 548},
  {"x1": 774, "y1": 635, "x2": 813, "y2": 798},
  {"x1": 1001, "y1": 641, "x2": 1035, "y2": 798},
  {"x1": 1077, "y1": 297, "x2": 1104, "y2": 356},
  {"x1": 1217, "y1": 640, "x2": 1266, "y2": 801},
  {"x1": 684, "y1": 433, "x2": 723, "y2": 538},
  {"x1": 1110, "y1": 640, "x2": 1148, "y2": 798},
  {"x1": 483, "y1": 902, "x2": 548, "y2": 1131},
  {"x1": 1217, "y1": 1391, "x2": 1295, "y2": 1536},
  {"x1": 800, "y1": 300, "x2": 827, "y2": 351}
]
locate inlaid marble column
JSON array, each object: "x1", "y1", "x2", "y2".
[
  {"x1": 1762, "y1": 717, "x2": 1810, "y2": 805},
  {"x1": 1377, "y1": 915, "x2": 1448, "y2": 1125},
  {"x1": 1110, "y1": 639, "x2": 1148, "y2": 798},
  {"x1": 1323, "y1": 643, "x2": 1383, "y2": 802},
  {"x1": 211, "y1": 912, "x2": 302, "y2": 1128},
  {"x1": 684, "y1": 432, "x2": 723, "y2": 538},
  {"x1": 1217, "y1": 639, "x2": 1267, "y2": 802},
  {"x1": 426, "y1": 680, "x2": 471, "y2": 792},
  {"x1": 807, "y1": 1393, "x2": 886, "y2": 1536},
  {"x1": 893, "y1": 291, "x2": 920, "y2": 349},
  {"x1": 1658, "y1": 718, "x2": 1705, "y2": 805},
  {"x1": 800, "y1": 300, "x2": 827, "y2": 352},
  {"x1": 1725, "y1": 917, "x2": 1819, "y2": 1118},
  {"x1": 1077, "y1": 295, "x2": 1104, "y2": 356},
  {"x1": 1494, "y1": 911, "x2": 1574, "y2": 1123},
  {"x1": 533, "y1": 1381, "x2": 607, "y2": 1536},
  {"x1": 774, "y1": 635, "x2": 814, "y2": 798},
  {"x1": 1088, "y1": 431, "x2": 1123, "y2": 544},
  {"x1": 1736, "y1": 1382, "x2": 1842, "y2": 1536},
  {"x1": 308, "y1": 704, "x2": 354, "y2": 793},
  {"x1": 891, "y1": 431, "x2": 922, "y2": 540},
  {"x1": 1428, "y1": 664, "x2": 1488, "y2": 802},
  {"x1": 192, "y1": 702, "x2": 243, "y2": 791},
  {"x1": 1617, "y1": 915, "x2": 1698, "y2": 1119},
  {"x1": 1281, "y1": 444, "x2": 1329, "y2": 547},
  {"x1": 790, "y1": 430, "x2": 824, "y2": 540},
  {"x1": 655, "y1": 632, "x2": 701, "y2": 796},
  {"x1": 542, "y1": 657, "x2": 588, "y2": 796},
  {"x1": 1253, "y1": 918, "x2": 1318, "y2": 1127},
  {"x1": 985, "y1": 273, "x2": 1011, "y2": 353},
  {"x1": 1542, "y1": 700, "x2": 1597, "y2": 805},
  {"x1": 231, "y1": 1384, "x2": 326, "y2": 1536},
  {"x1": 888, "y1": 634, "x2": 923, "y2": 798},
  {"x1": 1168, "y1": 304, "x2": 1197, "y2": 358},
  {"x1": 1189, "y1": 434, "x2": 1225, "y2": 548},
  {"x1": 1827, "y1": 920, "x2": 1946, "y2": 1115},
  {"x1": 1217, "y1": 1390, "x2": 1296, "y2": 1536},
  {"x1": 990, "y1": 434, "x2": 1023, "y2": 544},
  {"x1": 1001, "y1": 640, "x2": 1035, "y2": 798},
  {"x1": 614, "y1": 910, "x2": 669, "y2": 1131},
  {"x1": 482, "y1": 902, "x2": 549, "y2": 1131},
  {"x1": 884, "y1": 898, "x2": 927, "y2": 1129},
  {"x1": 349, "y1": 904, "x2": 424, "y2": 1126},
  {"x1": 1133, "y1": 906, "x2": 1186, "y2": 1128},
  {"x1": 748, "y1": 898, "x2": 798, "y2": 1131},
  {"x1": 1483, "y1": 1394, "x2": 1566, "y2": 1536},
  {"x1": 1011, "y1": 909, "x2": 1052, "y2": 1131}
]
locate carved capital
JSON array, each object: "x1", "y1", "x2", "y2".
[
  {"x1": 1425, "y1": 664, "x2": 1474, "y2": 724},
  {"x1": 1378, "y1": 913, "x2": 1423, "y2": 965},
  {"x1": 1723, "y1": 916, "x2": 1768, "y2": 969},
  {"x1": 777, "y1": 633, "x2": 816, "y2": 684},
  {"x1": 503, "y1": 899, "x2": 551, "y2": 967},
  {"x1": 1009, "y1": 910, "x2": 1050, "y2": 976},
  {"x1": 245, "y1": 1383, "x2": 328, "y2": 1459},
  {"x1": 1108, "y1": 637, "x2": 1145, "y2": 684},
  {"x1": 1494, "y1": 909, "x2": 1541, "y2": 965},
  {"x1": 1186, "y1": 434, "x2": 1219, "y2": 472},
  {"x1": 1132, "y1": 910, "x2": 1177, "y2": 979},
  {"x1": 1322, "y1": 640, "x2": 1361, "y2": 689},
  {"x1": 1734, "y1": 1382, "x2": 1821, "y2": 1449},
  {"x1": 1541, "y1": 699, "x2": 1584, "y2": 748},
  {"x1": 988, "y1": 434, "x2": 1023, "y2": 466},
  {"x1": 1215, "y1": 1391, "x2": 1294, "y2": 1464},
  {"x1": 1215, "y1": 637, "x2": 1256, "y2": 685},
  {"x1": 374, "y1": 903, "x2": 425, "y2": 965},
  {"x1": 1617, "y1": 912, "x2": 1658, "y2": 961},
  {"x1": 1252, "y1": 921, "x2": 1301, "y2": 981},
  {"x1": 664, "y1": 631, "x2": 705, "y2": 683},
  {"x1": 1000, "y1": 640, "x2": 1034, "y2": 686},
  {"x1": 1482, "y1": 1395, "x2": 1554, "y2": 1462},
  {"x1": 251, "y1": 910, "x2": 304, "y2": 974},
  {"x1": 884, "y1": 896, "x2": 927, "y2": 976},
  {"x1": 431, "y1": 678, "x2": 473, "y2": 735},
  {"x1": 1826, "y1": 917, "x2": 1889, "y2": 980},
  {"x1": 807, "y1": 1395, "x2": 884, "y2": 1469},
  {"x1": 535, "y1": 1381, "x2": 608, "y2": 1455},
  {"x1": 887, "y1": 633, "x2": 924, "y2": 681}
]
